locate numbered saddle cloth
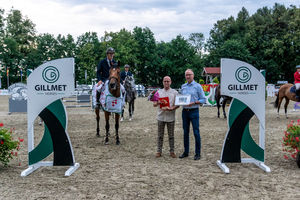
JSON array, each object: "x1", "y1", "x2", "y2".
[{"x1": 93, "y1": 81, "x2": 125, "y2": 113}]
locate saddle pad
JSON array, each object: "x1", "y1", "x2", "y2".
[
  {"x1": 290, "y1": 85, "x2": 296, "y2": 94},
  {"x1": 104, "y1": 94, "x2": 123, "y2": 114}
]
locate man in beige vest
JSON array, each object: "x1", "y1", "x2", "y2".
[{"x1": 153, "y1": 76, "x2": 179, "y2": 158}]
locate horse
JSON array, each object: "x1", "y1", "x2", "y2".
[
  {"x1": 274, "y1": 83, "x2": 298, "y2": 118},
  {"x1": 94, "y1": 62, "x2": 125, "y2": 145},
  {"x1": 215, "y1": 85, "x2": 232, "y2": 118},
  {"x1": 121, "y1": 75, "x2": 136, "y2": 121}
]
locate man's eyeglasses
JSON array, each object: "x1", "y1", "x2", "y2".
[{"x1": 163, "y1": 81, "x2": 170, "y2": 82}]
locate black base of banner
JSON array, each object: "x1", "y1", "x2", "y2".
[
  {"x1": 39, "y1": 108, "x2": 74, "y2": 166},
  {"x1": 221, "y1": 107, "x2": 254, "y2": 163}
]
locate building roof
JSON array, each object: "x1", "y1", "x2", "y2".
[{"x1": 202, "y1": 67, "x2": 220, "y2": 75}]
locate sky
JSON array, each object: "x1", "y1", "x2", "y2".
[{"x1": 1, "y1": 0, "x2": 299, "y2": 42}]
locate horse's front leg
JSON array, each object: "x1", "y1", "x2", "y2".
[
  {"x1": 115, "y1": 114, "x2": 120, "y2": 145},
  {"x1": 132, "y1": 100, "x2": 135, "y2": 116},
  {"x1": 95, "y1": 108, "x2": 100, "y2": 137},
  {"x1": 105, "y1": 112, "x2": 110, "y2": 144},
  {"x1": 121, "y1": 107, "x2": 124, "y2": 121}
]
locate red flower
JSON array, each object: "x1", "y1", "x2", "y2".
[
  {"x1": 0, "y1": 140, "x2": 3, "y2": 145},
  {"x1": 296, "y1": 137, "x2": 300, "y2": 142},
  {"x1": 0, "y1": 123, "x2": 3, "y2": 127},
  {"x1": 291, "y1": 153, "x2": 296, "y2": 159},
  {"x1": 19, "y1": 138, "x2": 24, "y2": 142},
  {"x1": 284, "y1": 155, "x2": 289, "y2": 160}
]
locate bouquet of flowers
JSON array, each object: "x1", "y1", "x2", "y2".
[
  {"x1": 282, "y1": 120, "x2": 300, "y2": 167},
  {"x1": 148, "y1": 89, "x2": 159, "y2": 101},
  {"x1": 0, "y1": 122, "x2": 23, "y2": 166}
]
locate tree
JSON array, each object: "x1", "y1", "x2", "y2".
[
  {"x1": 101, "y1": 28, "x2": 138, "y2": 70},
  {"x1": 188, "y1": 32, "x2": 205, "y2": 55},
  {"x1": 1, "y1": 9, "x2": 36, "y2": 87},
  {"x1": 75, "y1": 32, "x2": 102, "y2": 84},
  {"x1": 132, "y1": 26, "x2": 157, "y2": 86}
]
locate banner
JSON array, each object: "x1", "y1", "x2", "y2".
[
  {"x1": 22, "y1": 58, "x2": 79, "y2": 176},
  {"x1": 217, "y1": 58, "x2": 270, "y2": 173}
]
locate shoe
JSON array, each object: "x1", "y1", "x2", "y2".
[
  {"x1": 179, "y1": 153, "x2": 188, "y2": 159},
  {"x1": 156, "y1": 152, "x2": 161, "y2": 158},
  {"x1": 194, "y1": 154, "x2": 201, "y2": 160},
  {"x1": 170, "y1": 152, "x2": 176, "y2": 158}
]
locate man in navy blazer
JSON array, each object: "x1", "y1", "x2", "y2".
[
  {"x1": 120, "y1": 64, "x2": 133, "y2": 84},
  {"x1": 96, "y1": 47, "x2": 116, "y2": 85}
]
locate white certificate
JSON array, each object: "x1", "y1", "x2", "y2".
[{"x1": 175, "y1": 95, "x2": 191, "y2": 106}]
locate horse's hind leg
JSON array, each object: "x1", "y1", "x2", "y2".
[
  {"x1": 115, "y1": 114, "x2": 120, "y2": 145},
  {"x1": 222, "y1": 99, "x2": 227, "y2": 119},
  {"x1": 105, "y1": 112, "x2": 110, "y2": 144},
  {"x1": 277, "y1": 97, "x2": 284, "y2": 118},
  {"x1": 95, "y1": 108, "x2": 100, "y2": 137},
  {"x1": 129, "y1": 101, "x2": 132, "y2": 120},
  {"x1": 284, "y1": 98, "x2": 290, "y2": 119},
  {"x1": 216, "y1": 98, "x2": 220, "y2": 118}
]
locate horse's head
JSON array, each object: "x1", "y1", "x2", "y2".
[
  {"x1": 108, "y1": 61, "x2": 121, "y2": 97},
  {"x1": 124, "y1": 76, "x2": 134, "y2": 88}
]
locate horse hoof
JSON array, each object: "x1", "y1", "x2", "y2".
[
  {"x1": 96, "y1": 133, "x2": 100, "y2": 137},
  {"x1": 105, "y1": 138, "x2": 109, "y2": 144},
  {"x1": 129, "y1": 118, "x2": 132, "y2": 121},
  {"x1": 116, "y1": 140, "x2": 120, "y2": 145}
]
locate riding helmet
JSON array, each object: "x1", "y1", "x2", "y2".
[
  {"x1": 296, "y1": 65, "x2": 300, "y2": 69},
  {"x1": 124, "y1": 64, "x2": 130, "y2": 68},
  {"x1": 106, "y1": 47, "x2": 115, "y2": 54}
]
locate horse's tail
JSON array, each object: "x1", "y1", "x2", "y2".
[{"x1": 274, "y1": 95, "x2": 279, "y2": 108}]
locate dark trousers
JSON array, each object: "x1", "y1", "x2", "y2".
[{"x1": 182, "y1": 108, "x2": 201, "y2": 156}]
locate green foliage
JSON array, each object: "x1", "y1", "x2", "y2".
[
  {"x1": 0, "y1": 4, "x2": 299, "y2": 87},
  {"x1": 205, "y1": 4, "x2": 300, "y2": 83},
  {"x1": 199, "y1": 79, "x2": 205, "y2": 84},
  {"x1": 0, "y1": 123, "x2": 21, "y2": 166},
  {"x1": 212, "y1": 77, "x2": 219, "y2": 84}
]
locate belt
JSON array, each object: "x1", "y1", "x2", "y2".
[{"x1": 183, "y1": 108, "x2": 198, "y2": 111}]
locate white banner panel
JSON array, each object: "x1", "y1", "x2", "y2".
[
  {"x1": 27, "y1": 58, "x2": 75, "y2": 127},
  {"x1": 220, "y1": 58, "x2": 265, "y2": 126}
]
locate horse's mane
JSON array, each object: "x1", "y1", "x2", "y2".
[{"x1": 108, "y1": 61, "x2": 121, "y2": 97}]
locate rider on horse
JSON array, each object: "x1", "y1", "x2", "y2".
[
  {"x1": 96, "y1": 47, "x2": 116, "y2": 104},
  {"x1": 120, "y1": 64, "x2": 133, "y2": 85},
  {"x1": 294, "y1": 65, "x2": 300, "y2": 101},
  {"x1": 96, "y1": 47, "x2": 116, "y2": 85}
]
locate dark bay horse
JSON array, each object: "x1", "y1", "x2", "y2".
[
  {"x1": 95, "y1": 62, "x2": 123, "y2": 145},
  {"x1": 121, "y1": 76, "x2": 136, "y2": 121},
  {"x1": 274, "y1": 83, "x2": 298, "y2": 118},
  {"x1": 215, "y1": 85, "x2": 232, "y2": 118}
]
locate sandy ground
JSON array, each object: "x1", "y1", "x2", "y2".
[{"x1": 0, "y1": 95, "x2": 299, "y2": 200}]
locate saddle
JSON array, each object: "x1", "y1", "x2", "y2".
[{"x1": 290, "y1": 85, "x2": 300, "y2": 101}]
